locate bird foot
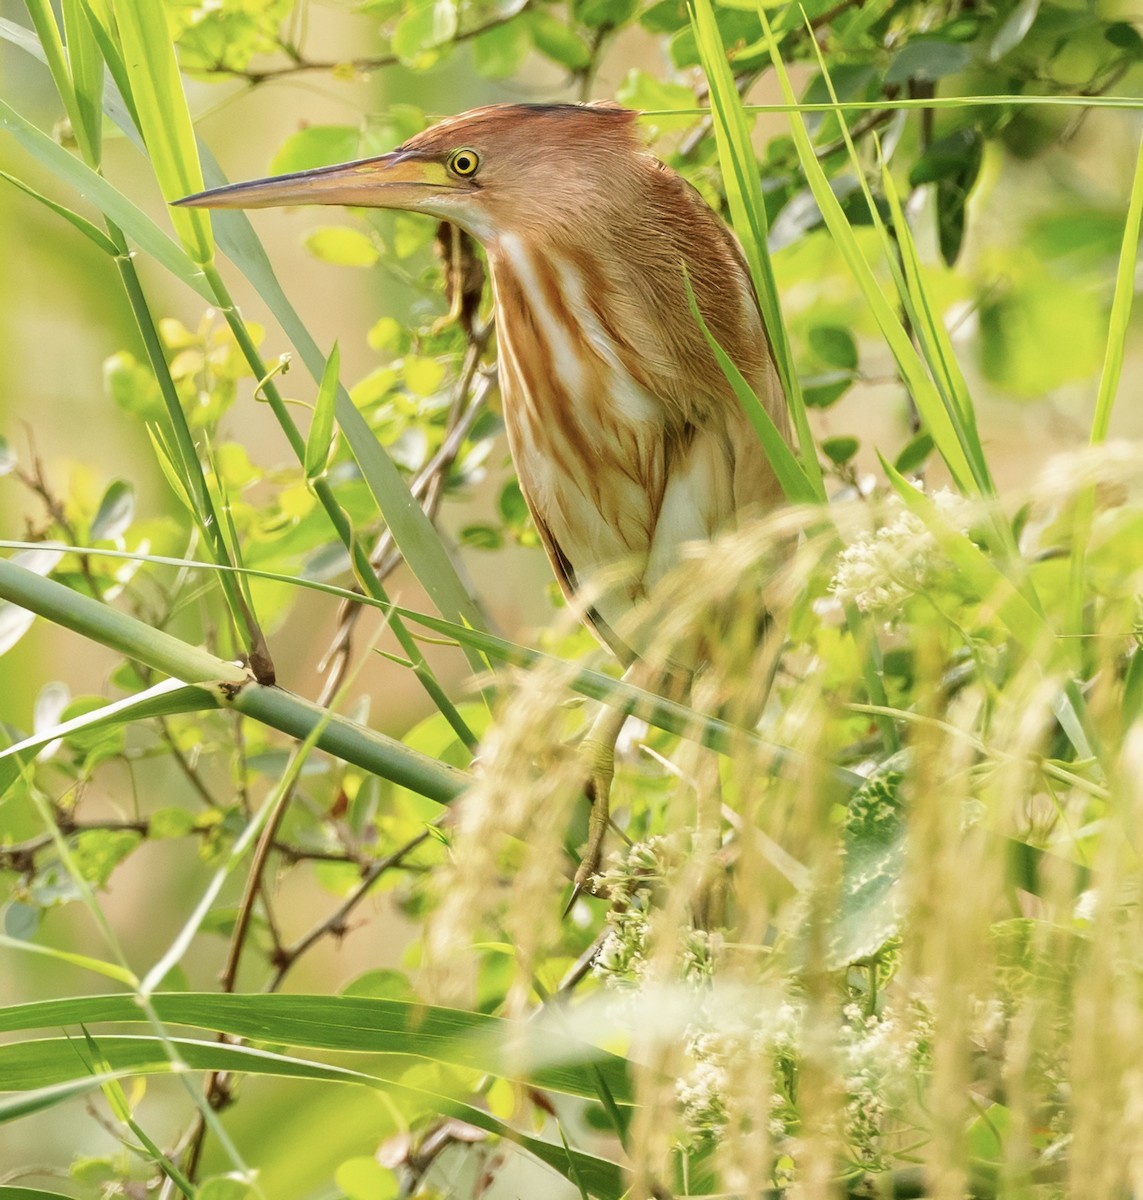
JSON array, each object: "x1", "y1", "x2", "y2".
[{"x1": 567, "y1": 737, "x2": 615, "y2": 905}]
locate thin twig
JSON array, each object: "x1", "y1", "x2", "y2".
[
  {"x1": 159, "y1": 719, "x2": 219, "y2": 808},
  {"x1": 206, "y1": 7, "x2": 533, "y2": 84},
  {"x1": 266, "y1": 826, "x2": 436, "y2": 991},
  {"x1": 0, "y1": 818, "x2": 370, "y2": 872}
]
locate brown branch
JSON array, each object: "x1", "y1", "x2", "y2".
[
  {"x1": 0, "y1": 817, "x2": 373, "y2": 873},
  {"x1": 12, "y1": 430, "x2": 102, "y2": 599},
  {"x1": 159, "y1": 719, "x2": 219, "y2": 808},
  {"x1": 266, "y1": 825, "x2": 436, "y2": 991},
  {"x1": 206, "y1": 6, "x2": 533, "y2": 84},
  {"x1": 813, "y1": 104, "x2": 898, "y2": 160}
]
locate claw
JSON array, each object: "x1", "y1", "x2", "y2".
[{"x1": 563, "y1": 880, "x2": 585, "y2": 918}]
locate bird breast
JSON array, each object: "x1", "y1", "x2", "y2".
[{"x1": 488, "y1": 230, "x2": 745, "y2": 641}]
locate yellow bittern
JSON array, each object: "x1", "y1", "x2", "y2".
[{"x1": 179, "y1": 102, "x2": 790, "y2": 891}]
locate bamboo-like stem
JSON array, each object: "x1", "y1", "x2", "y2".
[{"x1": 0, "y1": 556, "x2": 468, "y2": 804}]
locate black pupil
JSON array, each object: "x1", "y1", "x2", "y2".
[{"x1": 456, "y1": 154, "x2": 472, "y2": 172}]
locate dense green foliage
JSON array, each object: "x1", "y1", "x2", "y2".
[{"x1": 1, "y1": 0, "x2": 1142, "y2": 1195}]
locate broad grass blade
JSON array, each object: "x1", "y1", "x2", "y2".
[
  {"x1": 110, "y1": 0, "x2": 213, "y2": 264},
  {"x1": 22, "y1": 0, "x2": 97, "y2": 164},
  {"x1": 750, "y1": 2, "x2": 976, "y2": 494},
  {"x1": 689, "y1": 0, "x2": 823, "y2": 496},
  {"x1": 0, "y1": 169, "x2": 116, "y2": 254},
  {"x1": 62, "y1": 0, "x2": 103, "y2": 165},
  {"x1": 1090, "y1": 133, "x2": 1143, "y2": 445},
  {"x1": 684, "y1": 275, "x2": 820, "y2": 504},
  {"x1": 0, "y1": 1035, "x2": 626, "y2": 1195},
  {"x1": 0, "y1": 992, "x2": 632, "y2": 1104}
]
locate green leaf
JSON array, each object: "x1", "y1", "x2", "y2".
[
  {"x1": 104, "y1": 352, "x2": 164, "y2": 420},
  {"x1": 392, "y1": 0, "x2": 458, "y2": 63},
  {"x1": 990, "y1": 0, "x2": 1041, "y2": 61},
  {"x1": 3, "y1": 904, "x2": 39, "y2": 941},
  {"x1": 894, "y1": 431, "x2": 934, "y2": 474},
  {"x1": 471, "y1": 19, "x2": 531, "y2": 76},
  {"x1": 808, "y1": 325, "x2": 858, "y2": 370},
  {"x1": 801, "y1": 371, "x2": 852, "y2": 409},
  {"x1": 335, "y1": 1158, "x2": 398, "y2": 1200},
  {"x1": 575, "y1": 0, "x2": 638, "y2": 29},
  {"x1": 90, "y1": 480, "x2": 135, "y2": 541},
  {"x1": 1106, "y1": 21, "x2": 1143, "y2": 50},
  {"x1": 305, "y1": 226, "x2": 380, "y2": 268},
  {"x1": 639, "y1": 0, "x2": 690, "y2": 33},
  {"x1": 402, "y1": 355, "x2": 446, "y2": 396},
  {"x1": 0, "y1": 98, "x2": 212, "y2": 299},
  {"x1": 909, "y1": 127, "x2": 982, "y2": 186},
  {"x1": 615, "y1": 69, "x2": 697, "y2": 131},
  {"x1": 828, "y1": 762, "x2": 906, "y2": 966},
  {"x1": 822, "y1": 435, "x2": 859, "y2": 464},
  {"x1": 885, "y1": 38, "x2": 972, "y2": 84},
  {"x1": 0, "y1": 436, "x2": 14, "y2": 476},
  {"x1": 527, "y1": 10, "x2": 591, "y2": 68},
  {"x1": 306, "y1": 343, "x2": 340, "y2": 481},
  {"x1": 459, "y1": 524, "x2": 503, "y2": 550},
  {"x1": 270, "y1": 125, "x2": 361, "y2": 175},
  {"x1": 111, "y1": 0, "x2": 213, "y2": 263}
]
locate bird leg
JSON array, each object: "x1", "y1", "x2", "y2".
[{"x1": 573, "y1": 665, "x2": 641, "y2": 894}]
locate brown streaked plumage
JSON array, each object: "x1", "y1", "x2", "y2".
[{"x1": 178, "y1": 102, "x2": 791, "y2": 889}]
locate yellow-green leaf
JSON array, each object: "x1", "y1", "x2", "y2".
[
  {"x1": 112, "y1": 0, "x2": 213, "y2": 264},
  {"x1": 306, "y1": 343, "x2": 340, "y2": 481}
]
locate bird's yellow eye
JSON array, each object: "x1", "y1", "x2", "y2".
[{"x1": 448, "y1": 149, "x2": 480, "y2": 177}]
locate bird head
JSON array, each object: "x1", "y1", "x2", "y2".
[{"x1": 176, "y1": 103, "x2": 642, "y2": 244}]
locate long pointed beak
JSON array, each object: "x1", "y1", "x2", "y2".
[{"x1": 174, "y1": 151, "x2": 460, "y2": 211}]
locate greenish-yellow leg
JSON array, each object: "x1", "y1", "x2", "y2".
[{"x1": 573, "y1": 666, "x2": 639, "y2": 892}]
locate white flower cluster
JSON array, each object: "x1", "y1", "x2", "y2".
[
  {"x1": 1036, "y1": 439, "x2": 1143, "y2": 498},
  {"x1": 675, "y1": 1003, "x2": 803, "y2": 1146},
  {"x1": 592, "y1": 837, "x2": 676, "y2": 987},
  {"x1": 830, "y1": 489, "x2": 974, "y2": 618},
  {"x1": 673, "y1": 995, "x2": 935, "y2": 1167},
  {"x1": 840, "y1": 1002, "x2": 916, "y2": 1169}
]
